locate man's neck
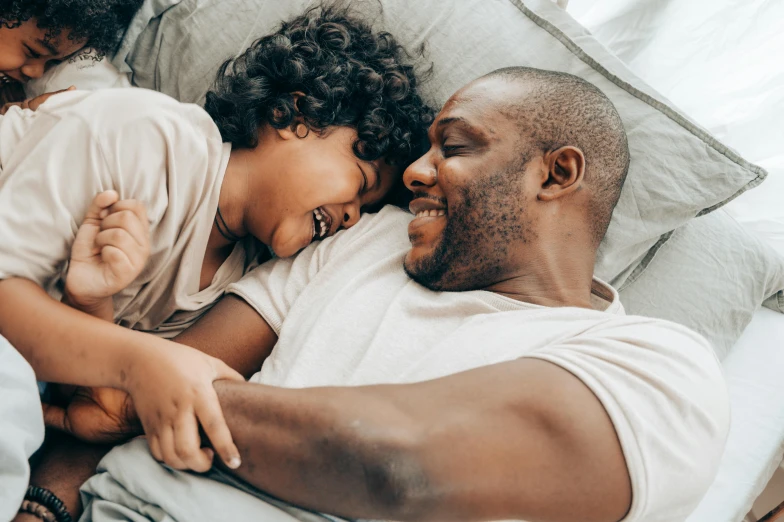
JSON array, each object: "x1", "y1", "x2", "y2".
[{"x1": 483, "y1": 243, "x2": 597, "y2": 309}]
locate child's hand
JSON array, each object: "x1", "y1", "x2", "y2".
[
  {"x1": 65, "y1": 191, "x2": 151, "y2": 314},
  {"x1": 127, "y1": 342, "x2": 244, "y2": 472},
  {"x1": 0, "y1": 85, "x2": 75, "y2": 115}
]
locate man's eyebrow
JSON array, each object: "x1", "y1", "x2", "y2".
[
  {"x1": 436, "y1": 116, "x2": 469, "y2": 128},
  {"x1": 435, "y1": 116, "x2": 489, "y2": 138},
  {"x1": 36, "y1": 38, "x2": 61, "y2": 56}
]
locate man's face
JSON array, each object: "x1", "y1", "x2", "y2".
[{"x1": 403, "y1": 79, "x2": 540, "y2": 291}]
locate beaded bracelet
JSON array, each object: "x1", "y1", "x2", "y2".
[
  {"x1": 22, "y1": 486, "x2": 73, "y2": 522},
  {"x1": 19, "y1": 499, "x2": 56, "y2": 522}
]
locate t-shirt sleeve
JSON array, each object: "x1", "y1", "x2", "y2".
[
  {"x1": 0, "y1": 110, "x2": 107, "y2": 286},
  {"x1": 228, "y1": 207, "x2": 411, "y2": 334},
  {"x1": 527, "y1": 317, "x2": 730, "y2": 522}
]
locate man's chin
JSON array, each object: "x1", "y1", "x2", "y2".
[{"x1": 403, "y1": 251, "x2": 450, "y2": 291}]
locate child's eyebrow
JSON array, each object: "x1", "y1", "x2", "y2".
[
  {"x1": 36, "y1": 38, "x2": 61, "y2": 56},
  {"x1": 358, "y1": 162, "x2": 381, "y2": 192}
]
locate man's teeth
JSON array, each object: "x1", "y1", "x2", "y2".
[{"x1": 416, "y1": 209, "x2": 446, "y2": 218}]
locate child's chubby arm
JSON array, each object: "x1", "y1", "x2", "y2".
[
  {"x1": 62, "y1": 190, "x2": 151, "y2": 321},
  {"x1": 38, "y1": 192, "x2": 244, "y2": 472},
  {"x1": 0, "y1": 276, "x2": 244, "y2": 471}
]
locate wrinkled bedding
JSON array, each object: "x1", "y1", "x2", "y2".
[
  {"x1": 80, "y1": 439, "x2": 345, "y2": 522},
  {"x1": 0, "y1": 336, "x2": 44, "y2": 521}
]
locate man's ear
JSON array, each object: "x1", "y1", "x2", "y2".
[{"x1": 538, "y1": 146, "x2": 585, "y2": 201}]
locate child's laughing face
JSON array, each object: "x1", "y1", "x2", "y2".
[
  {"x1": 0, "y1": 18, "x2": 85, "y2": 86},
  {"x1": 240, "y1": 125, "x2": 401, "y2": 258}
]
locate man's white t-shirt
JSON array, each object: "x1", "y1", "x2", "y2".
[
  {"x1": 229, "y1": 206, "x2": 730, "y2": 522},
  {"x1": 0, "y1": 89, "x2": 252, "y2": 336}
]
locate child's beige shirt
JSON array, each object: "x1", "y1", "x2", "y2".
[{"x1": 0, "y1": 89, "x2": 250, "y2": 337}]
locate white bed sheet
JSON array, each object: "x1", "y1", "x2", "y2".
[{"x1": 687, "y1": 308, "x2": 784, "y2": 522}]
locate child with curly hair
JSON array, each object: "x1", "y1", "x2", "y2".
[
  {"x1": 0, "y1": 0, "x2": 143, "y2": 103},
  {"x1": 0, "y1": 4, "x2": 433, "y2": 480}
]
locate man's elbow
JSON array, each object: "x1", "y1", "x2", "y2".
[{"x1": 351, "y1": 423, "x2": 438, "y2": 520}]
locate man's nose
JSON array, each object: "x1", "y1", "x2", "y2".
[{"x1": 403, "y1": 154, "x2": 437, "y2": 190}]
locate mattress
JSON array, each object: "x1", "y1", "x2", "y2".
[{"x1": 687, "y1": 308, "x2": 784, "y2": 522}]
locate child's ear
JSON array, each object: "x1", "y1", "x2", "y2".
[{"x1": 276, "y1": 91, "x2": 308, "y2": 141}]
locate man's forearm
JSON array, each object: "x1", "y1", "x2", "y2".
[
  {"x1": 214, "y1": 358, "x2": 631, "y2": 522},
  {"x1": 214, "y1": 380, "x2": 429, "y2": 521},
  {"x1": 0, "y1": 278, "x2": 156, "y2": 387}
]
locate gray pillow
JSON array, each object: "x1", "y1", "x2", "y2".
[
  {"x1": 619, "y1": 210, "x2": 784, "y2": 358},
  {"x1": 115, "y1": 0, "x2": 766, "y2": 287}
]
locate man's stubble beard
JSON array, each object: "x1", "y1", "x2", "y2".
[{"x1": 404, "y1": 164, "x2": 532, "y2": 292}]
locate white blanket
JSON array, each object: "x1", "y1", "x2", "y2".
[{"x1": 0, "y1": 336, "x2": 44, "y2": 521}]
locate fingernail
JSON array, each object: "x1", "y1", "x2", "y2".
[
  {"x1": 228, "y1": 457, "x2": 241, "y2": 469},
  {"x1": 99, "y1": 209, "x2": 108, "y2": 218},
  {"x1": 205, "y1": 448, "x2": 215, "y2": 460}
]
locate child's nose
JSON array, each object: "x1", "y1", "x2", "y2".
[
  {"x1": 341, "y1": 200, "x2": 361, "y2": 229},
  {"x1": 21, "y1": 61, "x2": 45, "y2": 80}
]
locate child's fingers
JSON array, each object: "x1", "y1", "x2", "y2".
[
  {"x1": 42, "y1": 403, "x2": 70, "y2": 433},
  {"x1": 0, "y1": 102, "x2": 22, "y2": 115},
  {"x1": 95, "y1": 230, "x2": 137, "y2": 270},
  {"x1": 173, "y1": 415, "x2": 214, "y2": 472},
  {"x1": 159, "y1": 424, "x2": 189, "y2": 470},
  {"x1": 84, "y1": 191, "x2": 120, "y2": 223},
  {"x1": 108, "y1": 199, "x2": 149, "y2": 231},
  {"x1": 195, "y1": 389, "x2": 241, "y2": 470},
  {"x1": 148, "y1": 434, "x2": 163, "y2": 463},
  {"x1": 214, "y1": 359, "x2": 245, "y2": 382},
  {"x1": 100, "y1": 209, "x2": 149, "y2": 250}
]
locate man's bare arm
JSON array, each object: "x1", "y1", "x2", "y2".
[{"x1": 215, "y1": 358, "x2": 632, "y2": 522}]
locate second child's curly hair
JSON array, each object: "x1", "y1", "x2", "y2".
[
  {"x1": 205, "y1": 4, "x2": 435, "y2": 171},
  {"x1": 0, "y1": 0, "x2": 143, "y2": 55}
]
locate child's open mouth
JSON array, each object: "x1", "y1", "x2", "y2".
[
  {"x1": 0, "y1": 72, "x2": 18, "y2": 86},
  {"x1": 311, "y1": 207, "x2": 332, "y2": 241}
]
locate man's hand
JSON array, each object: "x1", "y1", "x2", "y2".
[
  {"x1": 44, "y1": 386, "x2": 141, "y2": 444},
  {"x1": 0, "y1": 85, "x2": 75, "y2": 115},
  {"x1": 65, "y1": 191, "x2": 150, "y2": 317}
]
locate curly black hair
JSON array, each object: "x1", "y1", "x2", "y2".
[
  {"x1": 0, "y1": 0, "x2": 143, "y2": 55},
  {"x1": 205, "y1": 3, "x2": 435, "y2": 182}
]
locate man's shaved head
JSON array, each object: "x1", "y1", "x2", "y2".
[{"x1": 481, "y1": 67, "x2": 630, "y2": 244}]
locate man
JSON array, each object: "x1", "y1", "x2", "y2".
[{"x1": 29, "y1": 67, "x2": 728, "y2": 522}]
